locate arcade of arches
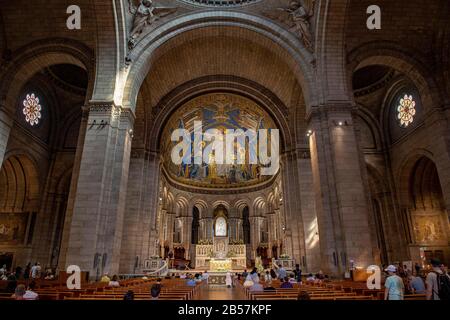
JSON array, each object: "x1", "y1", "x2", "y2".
[{"x1": 0, "y1": 0, "x2": 449, "y2": 279}]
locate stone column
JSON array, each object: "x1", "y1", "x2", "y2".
[
  {"x1": 57, "y1": 107, "x2": 89, "y2": 271},
  {"x1": 59, "y1": 103, "x2": 134, "y2": 278},
  {"x1": 181, "y1": 216, "x2": 193, "y2": 259},
  {"x1": 0, "y1": 107, "x2": 14, "y2": 167},
  {"x1": 228, "y1": 218, "x2": 237, "y2": 241},
  {"x1": 237, "y1": 219, "x2": 243, "y2": 241},
  {"x1": 280, "y1": 152, "x2": 306, "y2": 263},
  {"x1": 308, "y1": 105, "x2": 373, "y2": 276},
  {"x1": 267, "y1": 212, "x2": 276, "y2": 258},
  {"x1": 166, "y1": 212, "x2": 175, "y2": 247},
  {"x1": 297, "y1": 153, "x2": 321, "y2": 272},
  {"x1": 249, "y1": 216, "x2": 259, "y2": 259},
  {"x1": 118, "y1": 150, "x2": 161, "y2": 273}
]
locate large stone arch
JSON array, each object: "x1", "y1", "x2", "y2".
[
  {"x1": 0, "y1": 38, "x2": 95, "y2": 112},
  {"x1": 347, "y1": 41, "x2": 444, "y2": 113},
  {"x1": 121, "y1": 11, "x2": 317, "y2": 111}
]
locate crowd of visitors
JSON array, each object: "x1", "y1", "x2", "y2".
[{"x1": 383, "y1": 259, "x2": 450, "y2": 300}]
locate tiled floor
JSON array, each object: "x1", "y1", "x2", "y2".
[{"x1": 197, "y1": 285, "x2": 245, "y2": 300}]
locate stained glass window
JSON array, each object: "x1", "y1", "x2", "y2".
[
  {"x1": 22, "y1": 93, "x2": 42, "y2": 126},
  {"x1": 397, "y1": 94, "x2": 416, "y2": 128}
]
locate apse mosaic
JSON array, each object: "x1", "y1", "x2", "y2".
[{"x1": 161, "y1": 93, "x2": 278, "y2": 188}]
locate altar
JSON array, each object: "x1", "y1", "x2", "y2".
[
  {"x1": 193, "y1": 211, "x2": 247, "y2": 270},
  {"x1": 209, "y1": 258, "x2": 232, "y2": 272},
  {"x1": 194, "y1": 243, "x2": 246, "y2": 270}
]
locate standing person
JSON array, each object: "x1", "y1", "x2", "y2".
[
  {"x1": 23, "y1": 263, "x2": 31, "y2": 281},
  {"x1": 408, "y1": 273, "x2": 426, "y2": 294},
  {"x1": 294, "y1": 264, "x2": 302, "y2": 283},
  {"x1": 225, "y1": 271, "x2": 233, "y2": 288},
  {"x1": 30, "y1": 262, "x2": 41, "y2": 280},
  {"x1": 414, "y1": 263, "x2": 421, "y2": 276},
  {"x1": 264, "y1": 270, "x2": 272, "y2": 284},
  {"x1": 15, "y1": 266, "x2": 22, "y2": 280},
  {"x1": 426, "y1": 259, "x2": 450, "y2": 300},
  {"x1": 202, "y1": 270, "x2": 209, "y2": 284},
  {"x1": 242, "y1": 269, "x2": 248, "y2": 279},
  {"x1": 384, "y1": 265, "x2": 404, "y2": 300},
  {"x1": 277, "y1": 264, "x2": 287, "y2": 280},
  {"x1": 250, "y1": 268, "x2": 259, "y2": 283},
  {"x1": 270, "y1": 269, "x2": 277, "y2": 280}
]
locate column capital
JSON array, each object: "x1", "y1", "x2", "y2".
[
  {"x1": 0, "y1": 104, "x2": 14, "y2": 122},
  {"x1": 83, "y1": 102, "x2": 136, "y2": 127},
  {"x1": 306, "y1": 103, "x2": 358, "y2": 123}
]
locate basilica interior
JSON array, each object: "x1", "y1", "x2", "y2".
[{"x1": 0, "y1": 0, "x2": 449, "y2": 284}]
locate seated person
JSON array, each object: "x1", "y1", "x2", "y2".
[
  {"x1": 306, "y1": 273, "x2": 315, "y2": 282},
  {"x1": 243, "y1": 274, "x2": 254, "y2": 287},
  {"x1": 108, "y1": 275, "x2": 120, "y2": 287},
  {"x1": 316, "y1": 270, "x2": 325, "y2": 280},
  {"x1": 288, "y1": 274, "x2": 297, "y2": 284},
  {"x1": 297, "y1": 291, "x2": 311, "y2": 300},
  {"x1": 23, "y1": 282, "x2": 39, "y2": 300},
  {"x1": 150, "y1": 284, "x2": 161, "y2": 300},
  {"x1": 180, "y1": 273, "x2": 187, "y2": 279},
  {"x1": 186, "y1": 275, "x2": 197, "y2": 286},
  {"x1": 249, "y1": 281, "x2": 264, "y2": 292},
  {"x1": 100, "y1": 273, "x2": 111, "y2": 283},
  {"x1": 12, "y1": 284, "x2": 26, "y2": 300},
  {"x1": 280, "y1": 277, "x2": 293, "y2": 288},
  {"x1": 263, "y1": 284, "x2": 276, "y2": 291},
  {"x1": 123, "y1": 290, "x2": 135, "y2": 300},
  {"x1": 195, "y1": 273, "x2": 202, "y2": 283}
]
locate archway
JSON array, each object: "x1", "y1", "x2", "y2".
[
  {"x1": 402, "y1": 156, "x2": 449, "y2": 265},
  {"x1": 0, "y1": 154, "x2": 39, "y2": 267}
]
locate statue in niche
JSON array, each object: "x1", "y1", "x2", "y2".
[
  {"x1": 265, "y1": 0, "x2": 315, "y2": 52},
  {"x1": 127, "y1": 0, "x2": 177, "y2": 50}
]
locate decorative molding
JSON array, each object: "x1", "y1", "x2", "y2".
[
  {"x1": 180, "y1": 0, "x2": 261, "y2": 7},
  {"x1": 354, "y1": 70, "x2": 395, "y2": 97}
]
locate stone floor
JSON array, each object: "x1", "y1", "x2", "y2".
[{"x1": 196, "y1": 284, "x2": 245, "y2": 300}]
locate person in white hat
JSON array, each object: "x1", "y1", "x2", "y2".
[{"x1": 384, "y1": 265, "x2": 404, "y2": 300}]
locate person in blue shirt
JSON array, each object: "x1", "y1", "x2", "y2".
[
  {"x1": 186, "y1": 275, "x2": 196, "y2": 286},
  {"x1": 408, "y1": 273, "x2": 426, "y2": 294},
  {"x1": 277, "y1": 265, "x2": 287, "y2": 279},
  {"x1": 384, "y1": 265, "x2": 404, "y2": 300}
]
